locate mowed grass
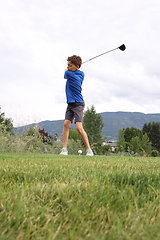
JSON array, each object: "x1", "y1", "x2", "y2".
[{"x1": 0, "y1": 153, "x2": 160, "y2": 240}]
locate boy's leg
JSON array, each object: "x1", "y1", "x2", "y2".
[
  {"x1": 62, "y1": 120, "x2": 71, "y2": 148},
  {"x1": 76, "y1": 122, "x2": 90, "y2": 149}
]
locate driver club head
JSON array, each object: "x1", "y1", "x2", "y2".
[{"x1": 118, "y1": 44, "x2": 126, "y2": 51}]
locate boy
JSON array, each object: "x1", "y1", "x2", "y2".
[{"x1": 60, "y1": 55, "x2": 94, "y2": 156}]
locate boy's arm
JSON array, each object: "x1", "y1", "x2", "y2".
[{"x1": 64, "y1": 67, "x2": 68, "y2": 79}]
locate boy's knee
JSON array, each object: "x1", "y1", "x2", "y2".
[
  {"x1": 64, "y1": 120, "x2": 71, "y2": 129},
  {"x1": 76, "y1": 125, "x2": 83, "y2": 134}
]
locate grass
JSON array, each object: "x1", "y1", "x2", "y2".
[{"x1": 0, "y1": 153, "x2": 160, "y2": 239}]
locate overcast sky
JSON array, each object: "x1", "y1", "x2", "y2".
[{"x1": 1, "y1": 0, "x2": 160, "y2": 127}]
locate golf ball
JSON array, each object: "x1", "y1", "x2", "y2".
[{"x1": 78, "y1": 150, "x2": 82, "y2": 154}]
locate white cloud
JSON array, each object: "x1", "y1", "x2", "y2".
[{"x1": 1, "y1": 0, "x2": 160, "y2": 127}]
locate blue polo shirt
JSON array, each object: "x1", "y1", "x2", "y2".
[{"x1": 64, "y1": 70, "x2": 85, "y2": 103}]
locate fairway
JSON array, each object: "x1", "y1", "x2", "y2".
[{"x1": 0, "y1": 153, "x2": 160, "y2": 240}]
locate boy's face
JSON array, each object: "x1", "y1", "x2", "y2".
[{"x1": 67, "y1": 61, "x2": 79, "y2": 72}]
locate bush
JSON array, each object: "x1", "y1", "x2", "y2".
[
  {"x1": 0, "y1": 125, "x2": 85, "y2": 155},
  {"x1": 151, "y1": 149, "x2": 158, "y2": 157}
]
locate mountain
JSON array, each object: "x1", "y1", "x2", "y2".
[
  {"x1": 14, "y1": 112, "x2": 160, "y2": 140},
  {"x1": 100, "y1": 112, "x2": 160, "y2": 140}
]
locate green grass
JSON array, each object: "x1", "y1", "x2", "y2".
[{"x1": 0, "y1": 153, "x2": 160, "y2": 240}]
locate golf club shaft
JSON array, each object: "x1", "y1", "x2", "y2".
[{"x1": 82, "y1": 47, "x2": 118, "y2": 64}]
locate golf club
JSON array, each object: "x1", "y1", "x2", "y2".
[{"x1": 82, "y1": 44, "x2": 126, "y2": 64}]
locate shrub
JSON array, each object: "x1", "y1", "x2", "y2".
[{"x1": 151, "y1": 149, "x2": 158, "y2": 157}]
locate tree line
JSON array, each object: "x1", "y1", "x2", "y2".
[
  {"x1": 117, "y1": 122, "x2": 160, "y2": 156},
  {"x1": 1, "y1": 105, "x2": 160, "y2": 156}
]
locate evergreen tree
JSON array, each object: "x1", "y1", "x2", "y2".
[
  {"x1": 130, "y1": 136, "x2": 141, "y2": 154},
  {"x1": 141, "y1": 133, "x2": 152, "y2": 155},
  {"x1": 142, "y1": 121, "x2": 160, "y2": 151},
  {"x1": 83, "y1": 105, "x2": 104, "y2": 154},
  {"x1": 117, "y1": 128, "x2": 126, "y2": 152}
]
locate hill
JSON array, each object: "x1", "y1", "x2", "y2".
[
  {"x1": 14, "y1": 111, "x2": 160, "y2": 140},
  {"x1": 100, "y1": 112, "x2": 160, "y2": 140}
]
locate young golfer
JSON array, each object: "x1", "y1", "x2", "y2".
[{"x1": 60, "y1": 55, "x2": 94, "y2": 156}]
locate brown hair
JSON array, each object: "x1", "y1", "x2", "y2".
[{"x1": 67, "y1": 55, "x2": 82, "y2": 68}]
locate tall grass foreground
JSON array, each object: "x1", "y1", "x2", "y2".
[{"x1": 0, "y1": 153, "x2": 160, "y2": 239}]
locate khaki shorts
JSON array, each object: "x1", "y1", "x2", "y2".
[{"x1": 65, "y1": 102, "x2": 85, "y2": 123}]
